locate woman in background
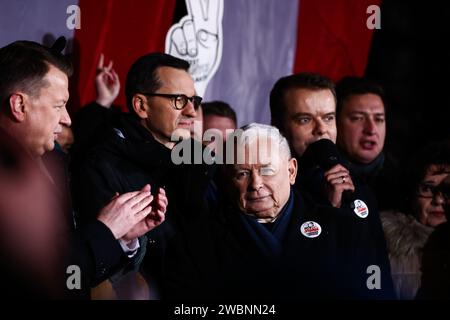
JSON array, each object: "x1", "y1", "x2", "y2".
[{"x1": 380, "y1": 140, "x2": 450, "y2": 299}]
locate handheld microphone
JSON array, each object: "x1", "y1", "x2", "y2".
[
  {"x1": 301, "y1": 139, "x2": 367, "y2": 215},
  {"x1": 301, "y1": 139, "x2": 344, "y2": 172}
]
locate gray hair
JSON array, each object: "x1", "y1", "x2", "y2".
[{"x1": 237, "y1": 123, "x2": 292, "y2": 160}]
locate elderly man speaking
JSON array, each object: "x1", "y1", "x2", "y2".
[{"x1": 163, "y1": 123, "x2": 378, "y2": 300}]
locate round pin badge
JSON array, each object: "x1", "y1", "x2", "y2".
[
  {"x1": 353, "y1": 199, "x2": 369, "y2": 218},
  {"x1": 300, "y1": 221, "x2": 322, "y2": 238}
]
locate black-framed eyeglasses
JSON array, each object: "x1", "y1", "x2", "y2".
[
  {"x1": 141, "y1": 92, "x2": 202, "y2": 110},
  {"x1": 417, "y1": 183, "x2": 450, "y2": 200}
]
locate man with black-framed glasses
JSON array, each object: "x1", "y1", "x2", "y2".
[
  {"x1": 140, "y1": 93, "x2": 202, "y2": 111},
  {"x1": 124, "y1": 54, "x2": 202, "y2": 149},
  {"x1": 72, "y1": 53, "x2": 214, "y2": 299}
]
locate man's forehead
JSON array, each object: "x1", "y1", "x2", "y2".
[
  {"x1": 285, "y1": 87, "x2": 333, "y2": 98},
  {"x1": 157, "y1": 67, "x2": 194, "y2": 87},
  {"x1": 343, "y1": 93, "x2": 385, "y2": 112},
  {"x1": 285, "y1": 88, "x2": 336, "y2": 113},
  {"x1": 233, "y1": 161, "x2": 272, "y2": 169},
  {"x1": 41, "y1": 66, "x2": 69, "y2": 99}
]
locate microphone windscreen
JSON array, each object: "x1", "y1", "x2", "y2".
[{"x1": 301, "y1": 139, "x2": 341, "y2": 171}]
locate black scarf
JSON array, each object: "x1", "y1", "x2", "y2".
[{"x1": 348, "y1": 152, "x2": 385, "y2": 184}]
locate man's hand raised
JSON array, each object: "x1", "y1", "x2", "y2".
[
  {"x1": 95, "y1": 53, "x2": 120, "y2": 108},
  {"x1": 121, "y1": 187, "x2": 168, "y2": 244},
  {"x1": 323, "y1": 164, "x2": 355, "y2": 208},
  {"x1": 97, "y1": 184, "x2": 153, "y2": 239}
]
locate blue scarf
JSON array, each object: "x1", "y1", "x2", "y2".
[{"x1": 239, "y1": 191, "x2": 294, "y2": 259}]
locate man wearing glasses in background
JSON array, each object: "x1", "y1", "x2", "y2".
[{"x1": 72, "y1": 53, "x2": 212, "y2": 299}]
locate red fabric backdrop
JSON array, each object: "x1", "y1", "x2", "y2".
[
  {"x1": 294, "y1": 0, "x2": 381, "y2": 82},
  {"x1": 68, "y1": 0, "x2": 379, "y2": 115},
  {"x1": 71, "y1": 0, "x2": 176, "y2": 114}
]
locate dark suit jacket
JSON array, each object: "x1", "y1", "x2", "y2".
[
  {"x1": 71, "y1": 112, "x2": 214, "y2": 294},
  {"x1": 295, "y1": 156, "x2": 396, "y2": 299},
  {"x1": 164, "y1": 190, "x2": 391, "y2": 300}
]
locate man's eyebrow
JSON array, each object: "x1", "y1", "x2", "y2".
[
  {"x1": 234, "y1": 166, "x2": 250, "y2": 171},
  {"x1": 291, "y1": 112, "x2": 312, "y2": 118},
  {"x1": 347, "y1": 111, "x2": 385, "y2": 116},
  {"x1": 323, "y1": 112, "x2": 336, "y2": 117},
  {"x1": 348, "y1": 111, "x2": 366, "y2": 115}
]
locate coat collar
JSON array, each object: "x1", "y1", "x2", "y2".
[{"x1": 102, "y1": 114, "x2": 173, "y2": 169}]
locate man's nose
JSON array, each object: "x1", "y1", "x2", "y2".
[
  {"x1": 248, "y1": 171, "x2": 263, "y2": 191},
  {"x1": 182, "y1": 99, "x2": 197, "y2": 118},
  {"x1": 60, "y1": 106, "x2": 72, "y2": 127},
  {"x1": 363, "y1": 118, "x2": 377, "y2": 135},
  {"x1": 313, "y1": 119, "x2": 327, "y2": 136}
]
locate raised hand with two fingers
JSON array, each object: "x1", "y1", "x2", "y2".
[{"x1": 95, "y1": 53, "x2": 120, "y2": 108}]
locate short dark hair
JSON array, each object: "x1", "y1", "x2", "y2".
[
  {"x1": 0, "y1": 40, "x2": 73, "y2": 111},
  {"x1": 269, "y1": 72, "x2": 336, "y2": 132},
  {"x1": 125, "y1": 52, "x2": 190, "y2": 114},
  {"x1": 202, "y1": 100, "x2": 237, "y2": 125},
  {"x1": 336, "y1": 76, "x2": 386, "y2": 117}
]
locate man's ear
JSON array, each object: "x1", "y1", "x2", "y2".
[
  {"x1": 132, "y1": 94, "x2": 149, "y2": 119},
  {"x1": 288, "y1": 157, "x2": 298, "y2": 185},
  {"x1": 8, "y1": 93, "x2": 26, "y2": 122}
]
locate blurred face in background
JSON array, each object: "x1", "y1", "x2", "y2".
[
  {"x1": 337, "y1": 93, "x2": 386, "y2": 164},
  {"x1": 203, "y1": 115, "x2": 236, "y2": 141},
  {"x1": 414, "y1": 164, "x2": 450, "y2": 227}
]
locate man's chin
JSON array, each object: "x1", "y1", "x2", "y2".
[
  {"x1": 355, "y1": 151, "x2": 379, "y2": 164},
  {"x1": 171, "y1": 128, "x2": 191, "y2": 140}
]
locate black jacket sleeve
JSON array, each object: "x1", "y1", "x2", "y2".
[{"x1": 67, "y1": 220, "x2": 126, "y2": 298}]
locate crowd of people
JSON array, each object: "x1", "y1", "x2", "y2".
[{"x1": 0, "y1": 38, "x2": 449, "y2": 300}]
